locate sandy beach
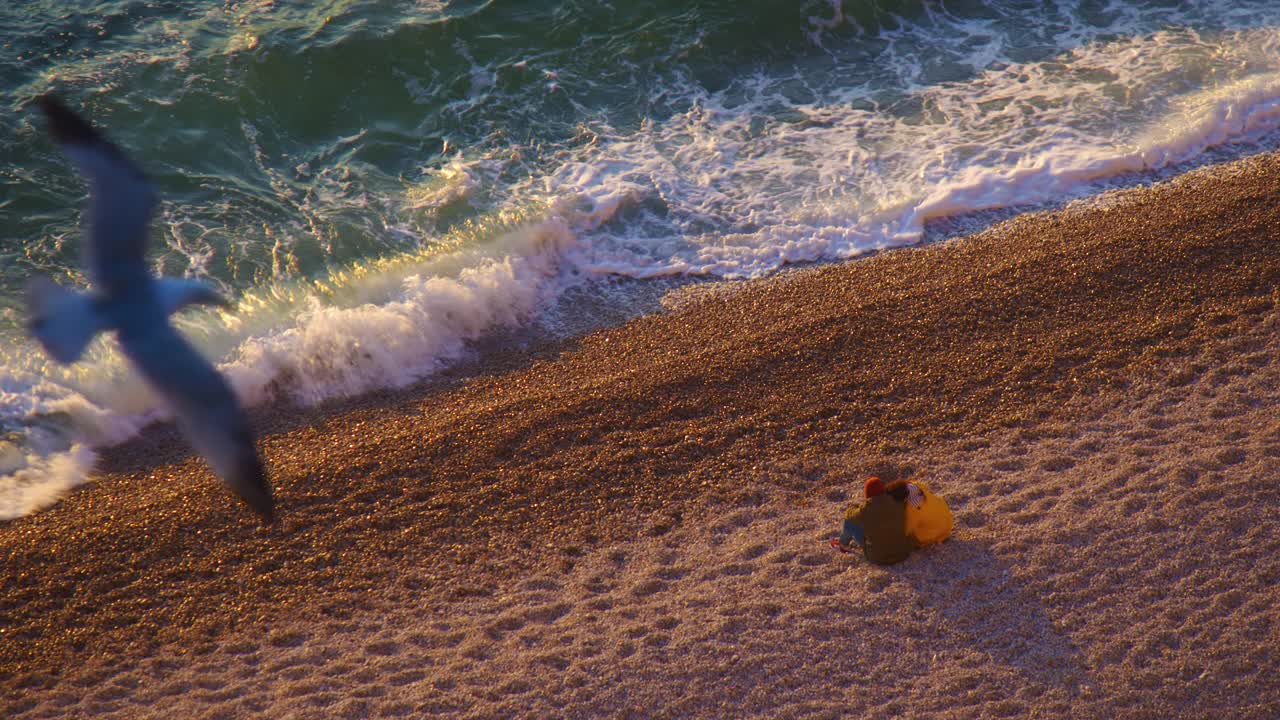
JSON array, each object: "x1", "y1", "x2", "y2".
[{"x1": 3, "y1": 150, "x2": 1279, "y2": 719}]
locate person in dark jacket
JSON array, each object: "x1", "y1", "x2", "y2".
[{"x1": 832, "y1": 476, "x2": 917, "y2": 565}]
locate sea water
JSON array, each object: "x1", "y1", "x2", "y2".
[{"x1": 4, "y1": 0, "x2": 1280, "y2": 517}]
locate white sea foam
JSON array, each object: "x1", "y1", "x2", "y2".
[
  {"x1": 0, "y1": 444, "x2": 97, "y2": 521},
  {"x1": 532, "y1": 26, "x2": 1280, "y2": 279},
  {"x1": 222, "y1": 216, "x2": 576, "y2": 406}
]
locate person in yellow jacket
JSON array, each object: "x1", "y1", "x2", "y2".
[{"x1": 892, "y1": 478, "x2": 953, "y2": 547}]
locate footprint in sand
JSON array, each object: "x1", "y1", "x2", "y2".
[
  {"x1": 364, "y1": 639, "x2": 400, "y2": 656},
  {"x1": 388, "y1": 669, "x2": 427, "y2": 687},
  {"x1": 1039, "y1": 455, "x2": 1076, "y2": 472},
  {"x1": 267, "y1": 629, "x2": 309, "y2": 649},
  {"x1": 631, "y1": 578, "x2": 668, "y2": 597}
]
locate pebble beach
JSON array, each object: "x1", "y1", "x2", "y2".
[{"x1": 2, "y1": 150, "x2": 1279, "y2": 719}]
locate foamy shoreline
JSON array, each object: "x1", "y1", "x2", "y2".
[{"x1": 3, "y1": 151, "x2": 1279, "y2": 718}]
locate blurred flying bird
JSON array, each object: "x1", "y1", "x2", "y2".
[{"x1": 27, "y1": 96, "x2": 274, "y2": 523}]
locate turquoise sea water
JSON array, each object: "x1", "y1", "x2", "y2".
[{"x1": 4, "y1": 0, "x2": 1280, "y2": 516}]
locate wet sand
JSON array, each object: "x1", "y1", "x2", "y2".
[{"x1": 2, "y1": 151, "x2": 1279, "y2": 718}]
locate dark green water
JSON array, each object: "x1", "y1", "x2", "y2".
[{"x1": 2, "y1": 1, "x2": 905, "y2": 293}]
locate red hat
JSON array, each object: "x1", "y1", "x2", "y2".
[{"x1": 864, "y1": 476, "x2": 885, "y2": 498}]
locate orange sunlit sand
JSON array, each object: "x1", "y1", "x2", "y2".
[{"x1": 3, "y1": 151, "x2": 1278, "y2": 718}]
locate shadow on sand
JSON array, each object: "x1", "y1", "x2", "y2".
[{"x1": 896, "y1": 537, "x2": 1087, "y2": 691}]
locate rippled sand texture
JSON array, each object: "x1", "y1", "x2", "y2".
[{"x1": 3, "y1": 152, "x2": 1279, "y2": 719}]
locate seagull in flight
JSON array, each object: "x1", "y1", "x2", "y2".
[{"x1": 28, "y1": 96, "x2": 275, "y2": 523}]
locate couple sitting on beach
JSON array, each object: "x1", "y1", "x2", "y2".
[{"x1": 832, "y1": 477, "x2": 953, "y2": 565}]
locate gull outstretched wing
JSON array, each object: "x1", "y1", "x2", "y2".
[{"x1": 38, "y1": 96, "x2": 156, "y2": 295}]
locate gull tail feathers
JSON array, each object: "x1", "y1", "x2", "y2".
[
  {"x1": 226, "y1": 454, "x2": 275, "y2": 525},
  {"x1": 203, "y1": 428, "x2": 275, "y2": 524},
  {"x1": 177, "y1": 400, "x2": 276, "y2": 524},
  {"x1": 26, "y1": 277, "x2": 107, "y2": 364}
]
